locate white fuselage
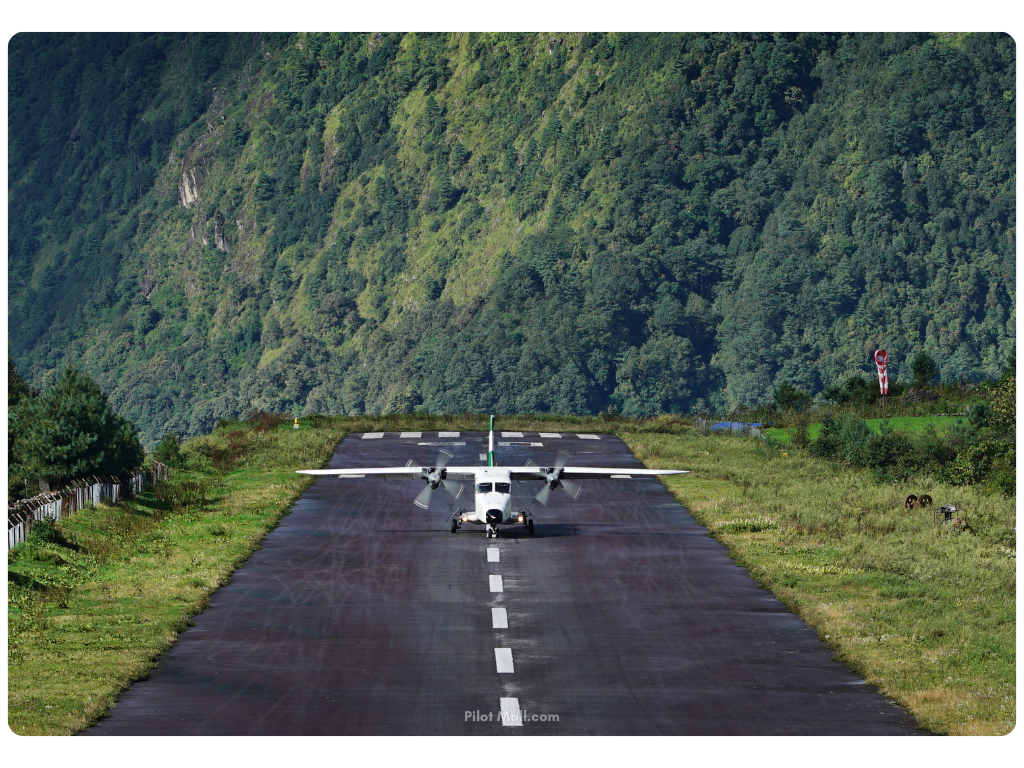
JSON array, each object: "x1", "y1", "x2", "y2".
[{"x1": 466, "y1": 468, "x2": 513, "y2": 526}]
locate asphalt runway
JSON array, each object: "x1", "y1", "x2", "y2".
[{"x1": 85, "y1": 431, "x2": 923, "y2": 735}]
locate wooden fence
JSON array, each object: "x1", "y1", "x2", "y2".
[{"x1": 7, "y1": 463, "x2": 169, "y2": 550}]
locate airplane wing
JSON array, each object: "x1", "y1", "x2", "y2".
[
  {"x1": 297, "y1": 467, "x2": 481, "y2": 480},
  {"x1": 298, "y1": 467, "x2": 687, "y2": 480},
  {"x1": 505, "y1": 467, "x2": 688, "y2": 480}
]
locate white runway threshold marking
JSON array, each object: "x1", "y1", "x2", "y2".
[
  {"x1": 538, "y1": 432, "x2": 561, "y2": 438},
  {"x1": 500, "y1": 697, "x2": 523, "y2": 727},
  {"x1": 491, "y1": 607, "x2": 508, "y2": 628},
  {"x1": 487, "y1": 547, "x2": 500, "y2": 562},
  {"x1": 361, "y1": 433, "x2": 383, "y2": 439},
  {"x1": 494, "y1": 648, "x2": 515, "y2": 673},
  {"x1": 577, "y1": 434, "x2": 600, "y2": 440},
  {"x1": 438, "y1": 431, "x2": 460, "y2": 437},
  {"x1": 399, "y1": 431, "x2": 421, "y2": 438},
  {"x1": 489, "y1": 575, "x2": 503, "y2": 592}
]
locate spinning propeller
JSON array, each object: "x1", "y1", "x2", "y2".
[
  {"x1": 413, "y1": 450, "x2": 464, "y2": 509},
  {"x1": 529, "y1": 450, "x2": 582, "y2": 505}
]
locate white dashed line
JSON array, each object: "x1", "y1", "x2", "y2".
[
  {"x1": 438, "y1": 431, "x2": 460, "y2": 437},
  {"x1": 610, "y1": 474, "x2": 632, "y2": 479},
  {"x1": 479, "y1": 453, "x2": 488, "y2": 461},
  {"x1": 418, "y1": 441, "x2": 466, "y2": 446},
  {"x1": 538, "y1": 432, "x2": 562, "y2": 438},
  {"x1": 577, "y1": 434, "x2": 600, "y2": 440},
  {"x1": 489, "y1": 575, "x2": 503, "y2": 592},
  {"x1": 494, "y1": 648, "x2": 515, "y2": 673},
  {"x1": 498, "y1": 441, "x2": 543, "y2": 447},
  {"x1": 491, "y1": 607, "x2": 508, "y2": 628},
  {"x1": 361, "y1": 433, "x2": 383, "y2": 439},
  {"x1": 399, "y1": 432, "x2": 422, "y2": 438},
  {"x1": 501, "y1": 431, "x2": 523, "y2": 438},
  {"x1": 487, "y1": 547, "x2": 500, "y2": 562},
  {"x1": 500, "y1": 697, "x2": 523, "y2": 726}
]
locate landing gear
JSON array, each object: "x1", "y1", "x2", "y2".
[
  {"x1": 527, "y1": 519, "x2": 535, "y2": 535},
  {"x1": 486, "y1": 525, "x2": 500, "y2": 539},
  {"x1": 451, "y1": 519, "x2": 458, "y2": 534}
]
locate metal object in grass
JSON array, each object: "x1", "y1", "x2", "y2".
[
  {"x1": 934, "y1": 504, "x2": 967, "y2": 531},
  {"x1": 904, "y1": 494, "x2": 933, "y2": 509}
]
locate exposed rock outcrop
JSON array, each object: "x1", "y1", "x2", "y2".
[{"x1": 179, "y1": 167, "x2": 200, "y2": 207}]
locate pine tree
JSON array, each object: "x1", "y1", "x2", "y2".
[
  {"x1": 911, "y1": 352, "x2": 938, "y2": 389},
  {"x1": 10, "y1": 365, "x2": 144, "y2": 487}
]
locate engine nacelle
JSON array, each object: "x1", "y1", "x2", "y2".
[{"x1": 424, "y1": 467, "x2": 447, "y2": 490}]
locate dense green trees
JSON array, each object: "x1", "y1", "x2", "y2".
[
  {"x1": 8, "y1": 33, "x2": 1015, "y2": 445},
  {"x1": 8, "y1": 365, "x2": 144, "y2": 497}
]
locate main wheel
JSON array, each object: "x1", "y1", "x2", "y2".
[
  {"x1": 527, "y1": 519, "x2": 535, "y2": 534},
  {"x1": 486, "y1": 529, "x2": 492, "y2": 539},
  {"x1": 451, "y1": 520, "x2": 458, "y2": 533}
]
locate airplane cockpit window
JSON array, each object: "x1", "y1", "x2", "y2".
[
  {"x1": 495, "y1": 483, "x2": 511, "y2": 494},
  {"x1": 476, "y1": 483, "x2": 493, "y2": 493}
]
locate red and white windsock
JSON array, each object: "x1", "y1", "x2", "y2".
[{"x1": 874, "y1": 349, "x2": 889, "y2": 396}]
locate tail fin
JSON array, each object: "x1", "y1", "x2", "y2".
[{"x1": 488, "y1": 415, "x2": 495, "y2": 467}]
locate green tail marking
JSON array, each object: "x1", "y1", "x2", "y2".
[{"x1": 488, "y1": 415, "x2": 494, "y2": 467}]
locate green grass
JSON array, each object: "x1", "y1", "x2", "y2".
[
  {"x1": 766, "y1": 415, "x2": 961, "y2": 445},
  {"x1": 8, "y1": 413, "x2": 1015, "y2": 735},
  {"x1": 622, "y1": 427, "x2": 1015, "y2": 735},
  {"x1": 7, "y1": 418, "x2": 342, "y2": 735}
]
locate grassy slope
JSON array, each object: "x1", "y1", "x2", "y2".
[
  {"x1": 7, "y1": 422, "x2": 341, "y2": 735},
  {"x1": 623, "y1": 427, "x2": 1015, "y2": 736},
  {"x1": 8, "y1": 415, "x2": 1015, "y2": 735},
  {"x1": 766, "y1": 415, "x2": 961, "y2": 445}
]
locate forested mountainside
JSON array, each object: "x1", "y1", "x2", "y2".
[{"x1": 8, "y1": 33, "x2": 1015, "y2": 444}]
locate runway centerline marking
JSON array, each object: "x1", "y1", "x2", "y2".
[
  {"x1": 489, "y1": 575, "x2": 503, "y2": 592},
  {"x1": 491, "y1": 607, "x2": 508, "y2": 628},
  {"x1": 576, "y1": 434, "x2": 600, "y2": 439},
  {"x1": 487, "y1": 547, "x2": 500, "y2": 562},
  {"x1": 500, "y1": 698, "x2": 523, "y2": 727},
  {"x1": 500, "y1": 431, "x2": 523, "y2": 438},
  {"x1": 494, "y1": 648, "x2": 515, "y2": 673},
  {"x1": 399, "y1": 431, "x2": 421, "y2": 438},
  {"x1": 438, "y1": 431, "x2": 460, "y2": 437},
  {"x1": 538, "y1": 432, "x2": 561, "y2": 438},
  {"x1": 361, "y1": 433, "x2": 383, "y2": 439}
]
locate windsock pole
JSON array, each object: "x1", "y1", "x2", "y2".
[
  {"x1": 488, "y1": 415, "x2": 495, "y2": 467},
  {"x1": 874, "y1": 350, "x2": 889, "y2": 420}
]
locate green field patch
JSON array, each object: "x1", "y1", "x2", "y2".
[{"x1": 766, "y1": 415, "x2": 961, "y2": 445}]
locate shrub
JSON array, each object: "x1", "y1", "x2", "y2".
[
  {"x1": 774, "y1": 381, "x2": 811, "y2": 411},
  {"x1": 153, "y1": 432, "x2": 183, "y2": 467},
  {"x1": 911, "y1": 351, "x2": 938, "y2": 388}
]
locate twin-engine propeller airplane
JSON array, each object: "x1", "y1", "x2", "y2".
[{"x1": 297, "y1": 416, "x2": 688, "y2": 538}]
